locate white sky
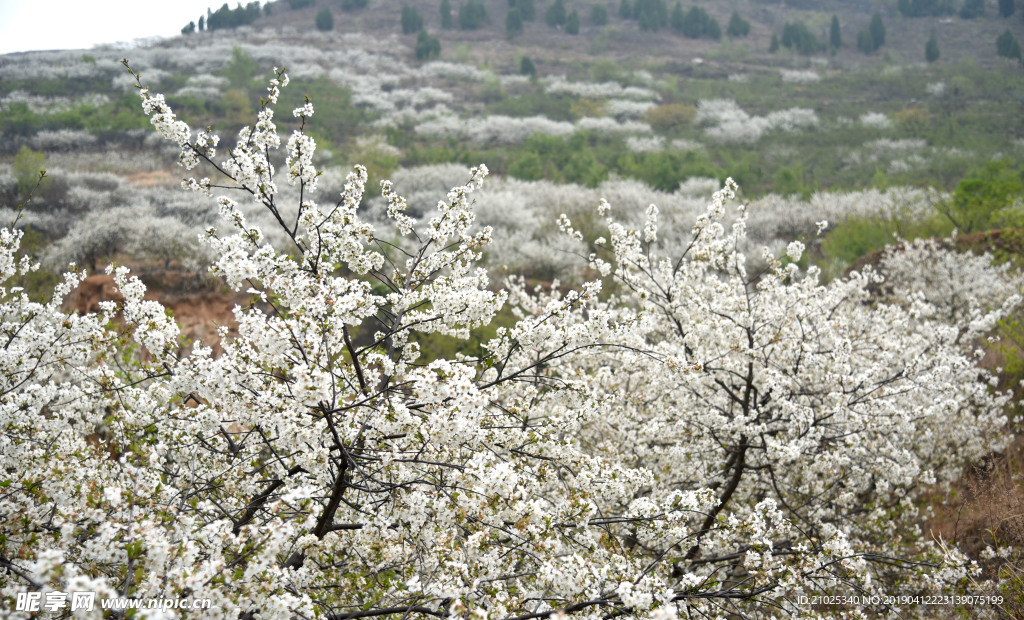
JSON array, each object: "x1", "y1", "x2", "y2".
[{"x1": 0, "y1": 0, "x2": 224, "y2": 55}]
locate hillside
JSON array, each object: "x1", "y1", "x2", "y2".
[{"x1": 5, "y1": 1, "x2": 1024, "y2": 618}]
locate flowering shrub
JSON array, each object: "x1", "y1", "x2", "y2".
[
  {"x1": 695, "y1": 99, "x2": 819, "y2": 144},
  {"x1": 779, "y1": 69, "x2": 821, "y2": 83},
  {"x1": 0, "y1": 64, "x2": 1015, "y2": 619},
  {"x1": 859, "y1": 111, "x2": 893, "y2": 129}
]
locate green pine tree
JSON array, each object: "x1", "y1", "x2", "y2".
[
  {"x1": 830, "y1": 15, "x2": 841, "y2": 49},
  {"x1": 546, "y1": 0, "x2": 567, "y2": 27},
  {"x1": 566, "y1": 9, "x2": 580, "y2": 34},
  {"x1": 520, "y1": 56, "x2": 537, "y2": 76},
  {"x1": 869, "y1": 13, "x2": 885, "y2": 50},
  {"x1": 926, "y1": 32, "x2": 940, "y2": 62},
  {"x1": 440, "y1": 0, "x2": 454, "y2": 28},
  {"x1": 507, "y1": 7, "x2": 524, "y2": 37},
  {"x1": 315, "y1": 8, "x2": 334, "y2": 31},
  {"x1": 997, "y1": 28, "x2": 1022, "y2": 61}
]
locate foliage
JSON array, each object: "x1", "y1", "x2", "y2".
[
  {"x1": 315, "y1": 8, "x2": 334, "y2": 31},
  {"x1": 545, "y1": 0, "x2": 567, "y2": 27},
  {"x1": 674, "y1": 5, "x2": 719, "y2": 39},
  {"x1": 221, "y1": 88, "x2": 252, "y2": 127},
  {"x1": 510, "y1": 0, "x2": 536, "y2": 21},
  {"x1": 727, "y1": 11, "x2": 751, "y2": 38},
  {"x1": 961, "y1": 0, "x2": 985, "y2": 19},
  {"x1": 926, "y1": 33, "x2": 941, "y2": 62},
  {"x1": 781, "y1": 21, "x2": 823, "y2": 55},
  {"x1": 12, "y1": 146, "x2": 48, "y2": 197},
  {"x1": 1000, "y1": 0, "x2": 1016, "y2": 18},
  {"x1": 892, "y1": 105, "x2": 930, "y2": 135},
  {"x1": 591, "y1": 3, "x2": 608, "y2": 26},
  {"x1": 340, "y1": 0, "x2": 369, "y2": 11},
  {"x1": 459, "y1": 0, "x2": 488, "y2": 30},
  {"x1": 487, "y1": 92, "x2": 572, "y2": 120},
  {"x1": 769, "y1": 33, "x2": 779, "y2": 52},
  {"x1": 634, "y1": 0, "x2": 668, "y2": 31},
  {"x1": 402, "y1": 5, "x2": 424, "y2": 34},
  {"x1": 857, "y1": 29, "x2": 875, "y2": 55},
  {"x1": 869, "y1": 12, "x2": 886, "y2": 49},
  {"x1": 566, "y1": 9, "x2": 580, "y2": 34},
  {"x1": 829, "y1": 15, "x2": 841, "y2": 49},
  {"x1": 206, "y1": 1, "x2": 261, "y2": 31},
  {"x1": 938, "y1": 159, "x2": 1024, "y2": 233},
  {"x1": 223, "y1": 45, "x2": 259, "y2": 89},
  {"x1": 415, "y1": 30, "x2": 442, "y2": 60},
  {"x1": 520, "y1": 56, "x2": 537, "y2": 77},
  {"x1": 897, "y1": 0, "x2": 954, "y2": 17},
  {"x1": 181, "y1": 21, "x2": 196, "y2": 35},
  {"x1": 506, "y1": 7, "x2": 524, "y2": 37},
  {"x1": 285, "y1": 78, "x2": 373, "y2": 143},
  {"x1": 287, "y1": 0, "x2": 315, "y2": 8},
  {"x1": 440, "y1": 0, "x2": 453, "y2": 28},
  {"x1": 642, "y1": 102, "x2": 697, "y2": 134},
  {"x1": 821, "y1": 213, "x2": 941, "y2": 266},
  {"x1": 997, "y1": 29, "x2": 1023, "y2": 62}
]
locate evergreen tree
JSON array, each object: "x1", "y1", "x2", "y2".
[
  {"x1": 546, "y1": 0, "x2": 567, "y2": 26},
  {"x1": 769, "y1": 33, "x2": 779, "y2": 52},
  {"x1": 619, "y1": 0, "x2": 632, "y2": 19},
  {"x1": 181, "y1": 21, "x2": 196, "y2": 35},
  {"x1": 635, "y1": 0, "x2": 668, "y2": 31},
  {"x1": 520, "y1": 55, "x2": 537, "y2": 76},
  {"x1": 340, "y1": 0, "x2": 368, "y2": 10},
  {"x1": 459, "y1": 0, "x2": 487, "y2": 29},
  {"x1": 997, "y1": 28, "x2": 1022, "y2": 61},
  {"x1": 857, "y1": 29, "x2": 875, "y2": 54},
  {"x1": 869, "y1": 13, "x2": 886, "y2": 49},
  {"x1": 781, "y1": 21, "x2": 823, "y2": 54},
  {"x1": 402, "y1": 5, "x2": 424, "y2": 34},
  {"x1": 507, "y1": 7, "x2": 524, "y2": 37},
  {"x1": 898, "y1": 0, "x2": 955, "y2": 16},
  {"x1": 705, "y1": 15, "x2": 721, "y2": 40},
  {"x1": 999, "y1": 0, "x2": 1016, "y2": 17},
  {"x1": 727, "y1": 11, "x2": 751, "y2": 37},
  {"x1": 198, "y1": 15, "x2": 205, "y2": 31},
  {"x1": 960, "y1": 0, "x2": 985, "y2": 18},
  {"x1": 830, "y1": 15, "x2": 841, "y2": 49},
  {"x1": 440, "y1": 0, "x2": 454, "y2": 28},
  {"x1": 415, "y1": 30, "x2": 442, "y2": 59},
  {"x1": 925, "y1": 32, "x2": 940, "y2": 62},
  {"x1": 591, "y1": 4, "x2": 608, "y2": 25},
  {"x1": 671, "y1": 2, "x2": 685, "y2": 33},
  {"x1": 510, "y1": 0, "x2": 536, "y2": 21},
  {"x1": 316, "y1": 8, "x2": 334, "y2": 30},
  {"x1": 566, "y1": 9, "x2": 580, "y2": 33}
]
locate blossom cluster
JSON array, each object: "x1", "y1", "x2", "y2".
[
  {"x1": 696, "y1": 99, "x2": 819, "y2": 143},
  {"x1": 0, "y1": 67, "x2": 1015, "y2": 620}
]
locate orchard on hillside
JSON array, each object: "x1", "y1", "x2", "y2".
[{"x1": 0, "y1": 63, "x2": 1020, "y2": 619}]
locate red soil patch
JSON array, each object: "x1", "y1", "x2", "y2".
[{"x1": 65, "y1": 272, "x2": 248, "y2": 355}]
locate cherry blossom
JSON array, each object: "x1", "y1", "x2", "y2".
[{"x1": 0, "y1": 64, "x2": 1014, "y2": 620}]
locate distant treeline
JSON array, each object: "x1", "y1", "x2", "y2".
[
  {"x1": 182, "y1": 2, "x2": 263, "y2": 34},
  {"x1": 207, "y1": 2, "x2": 262, "y2": 31}
]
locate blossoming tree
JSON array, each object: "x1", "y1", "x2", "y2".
[{"x1": 0, "y1": 63, "x2": 1016, "y2": 619}]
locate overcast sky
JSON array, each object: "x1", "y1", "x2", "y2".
[{"x1": 0, "y1": 0, "x2": 223, "y2": 55}]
